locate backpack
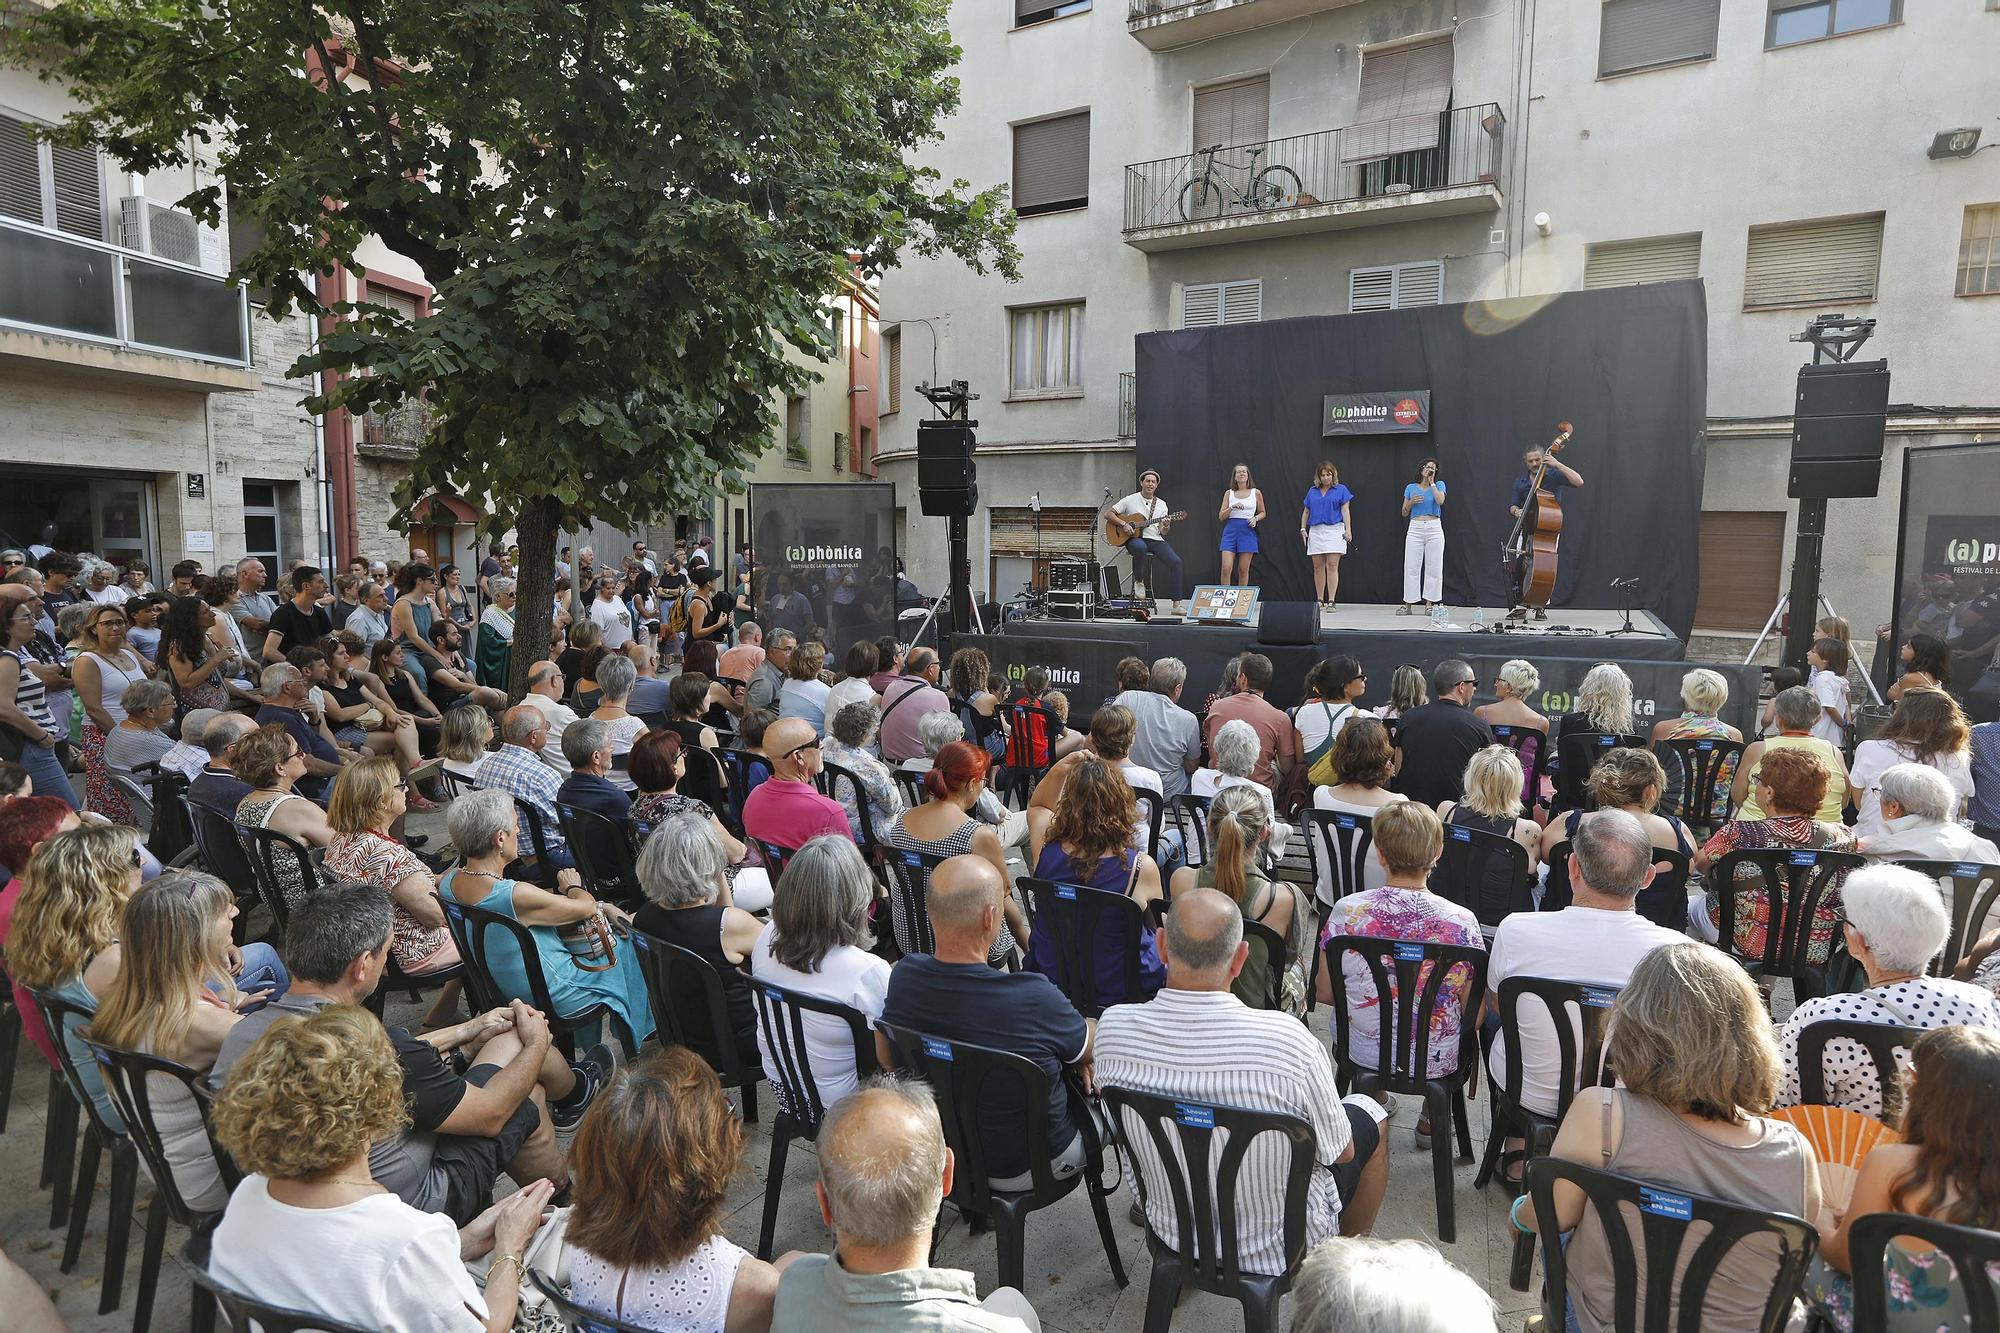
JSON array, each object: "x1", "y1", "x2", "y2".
[
  {"x1": 1304, "y1": 703, "x2": 1355, "y2": 787},
  {"x1": 664, "y1": 589, "x2": 693, "y2": 637}
]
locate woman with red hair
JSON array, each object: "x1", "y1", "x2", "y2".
[
  {"x1": 0, "y1": 795, "x2": 83, "y2": 1064},
  {"x1": 882, "y1": 740, "x2": 1029, "y2": 962}
]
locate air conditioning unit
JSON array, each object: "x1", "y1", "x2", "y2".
[{"x1": 119, "y1": 196, "x2": 229, "y2": 274}]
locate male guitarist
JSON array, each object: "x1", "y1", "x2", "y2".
[
  {"x1": 1109, "y1": 470, "x2": 1186, "y2": 607},
  {"x1": 1505, "y1": 444, "x2": 1584, "y2": 621}
]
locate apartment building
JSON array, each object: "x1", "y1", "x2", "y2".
[{"x1": 876, "y1": 0, "x2": 2000, "y2": 647}]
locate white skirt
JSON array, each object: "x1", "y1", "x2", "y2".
[{"x1": 1307, "y1": 523, "x2": 1347, "y2": 555}]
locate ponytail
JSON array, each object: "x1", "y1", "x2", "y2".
[
  {"x1": 1205, "y1": 785, "x2": 1269, "y2": 907},
  {"x1": 1211, "y1": 809, "x2": 1248, "y2": 904}
]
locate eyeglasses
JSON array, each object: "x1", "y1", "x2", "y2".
[{"x1": 0, "y1": 558, "x2": 22, "y2": 568}]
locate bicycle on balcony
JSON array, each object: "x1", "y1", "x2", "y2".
[{"x1": 1178, "y1": 143, "x2": 1304, "y2": 222}]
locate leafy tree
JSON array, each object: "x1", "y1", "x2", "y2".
[{"x1": 8, "y1": 0, "x2": 1018, "y2": 691}]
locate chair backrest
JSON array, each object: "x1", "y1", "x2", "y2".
[
  {"x1": 435, "y1": 890, "x2": 555, "y2": 1017},
  {"x1": 627, "y1": 928, "x2": 756, "y2": 1091},
  {"x1": 1714, "y1": 847, "x2": 1866, "y2": 979},
  {"x1": 752, "y1": 838, "x2": 797, "y2": 880},
  {"x1": 436, "y1": 766, "x2": 477, "y2": 801},
  {"x1": 1542, "y1": 839, "x2": 1692, "y2": 930},
  {"x1": 1524, "y1": 1155, "x2": 1818, "y2": 1333},
  {"x1": 1655, "y1": 736, "x2": 1746, "y2": 833},
  {"x1": 745, "y1": 975, "x2": 877, "y2": 1127},
  {"x1": 1133, "y1": 788, "x2": 1164, "y2": 861},
  {"x1": 190, "y1": 799, "x2": 260, "y2": 908},
  {"x1": 893, "y1": 767, "x2": 929, "y2": 810},
  {"x1": 1305, "y1": 808, "x2": 1376, "y2": 907},
  {"x1": 676, "y1": 742, "x2": 729, "y2": 823},
  {"x1": 883, "y1": 846, "x2": 947, "y2": 956},
  {"x1": 1846, "y1": 1212, "x2": 2000, "y2": 1332},
  {"x1": 511, "y1": 795, "x2": 557, "y2": 870},
  {"x1": 143, "y1": 768, "x2": 194, "y2": 862},
  {"x1": 1430, "y1": 822, "x2": 1533, "y2": 930},
  {"x1": 1021, "y1": 876, "x2": 1149, "y2": 1020},
  {"x1": 240, "y1": 825, "x2": 323, "y2": 937},
  {"x1": 1491, "y1": 976, "x2": 1620, "y2": 1125},
  {"x1": 25, "y1": 985, "x2": 126, "y2": 1140},
  {"x1": 1489, "y1": 724, "x2": 1547, "y2": 806},
  {"x1": 1554, "y1": 730, "x2": 1648, "y2": 813},
  {"x1": 1239, "y1": 917, "x2": 1288, "y2": 1012},
  {"x1": 83, "y1": 1036, "x2": 226, "y2": 1226},
  {"x1": 1169, "y1": 793, "x2": 1213, "y2": 869},
  {"x1": 110, "y1": 769, "x2": 157, "y2": 826},
  {"x1": 880, "y1": 1023, "x2": 1064, "y2": 1208},
  {"x1": 1102, "y1": 1085, "x2": 1316, "y2": 1293},
  {"x1": 816, "y1": 760, "x2": 880, "y2": 853},
  {"x1": 1001, "y1": 701, "x2": 1064, "y2": 778},
  {"x1": 1893, "y1": 859, "x2": 2000, "y2": 977},
  {"x1": 1323, "y1": 934, "x2": 1488, "y2": 1091},
  {"x1": 715, "y1": 749, "x2": 773, "y2": 832},
  {"x1": 190, "y1": 1264, "x2": 373, "y2": 1333},
  {"x1": 526, "y1": 1270, "x2": 654, "y2": 1333},
  {"x1": 1794, "y1": 1018, "x2": 1927, "y2": 1119},
  {"x1": 554, "y1": 802, "x2": 641, "y2": 906}
]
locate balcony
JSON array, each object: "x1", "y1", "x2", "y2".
[
  {"x1": 0, "y1": 215, "x2": 255, "y2": 391},
  {"x1": 1127, "y1": 0, "x2": 1365, "y2": 51},
  {"x1": 1122, "y1": 103, "x2": 1503, "y2": 253}
]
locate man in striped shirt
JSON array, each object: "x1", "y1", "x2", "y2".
[{"x1": 1096, "y1": 889, "x2": 1388, "y2": 1275}]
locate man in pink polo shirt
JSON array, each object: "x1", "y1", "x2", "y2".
[
  {"x1": 743, "y1": 716, "x2": 852, "y2": 854},
  {"x1": 1203, "y1": 652, "x2": 1294, "y2": 789}
]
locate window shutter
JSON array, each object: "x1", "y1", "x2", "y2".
[
  {"x1": 1181, "y1": 282, "x2": 1223, "y2": 328},
  {"x1": 1394, "y1": 262, "x2": 1444, "y2": 307},
  {"x1": 1955, "y1": 205, "x2": 1999, "y2": 298},
  {"x1": 1692, "y1": 511, "x2": 1786, "y2": 631},
  {"x1": 1012, "y1": 112, "x2": 1090, "y2": 214},
  {"x1": 1584, "y1": 233, "x2": 1702, "y2": 288},
  {"x1": 884, "y1": 329, "x2": 902, "y2": 410},
  {"x1": 48, "y1": 142, "x2": 102, "y2": 240},
  {"x1": 1743, "y1": 214, "x2": 1883, "y2": 309},
  {"x1": 1350, "y1": 262, "x2": 1442, "y2": 311},
  {"x1": 1343, "y1": 39, "x2": 1455, "y2": 165},
  {"x1": 1192, "y1": 76, "x2": 1270, "y2": 151},
  {"x1": 1181, "y1": 279, "x2": 1260, "y2": 328},
  {"x1": 0, "y1": 115, "x2": 42, "y2": 226},
  {"x1": 1220, "y1": 278, "x2": 1262, "y2": 323},
  {"x1": 1349, "y1": 266, "x2": 1395, "y2": 312},
  {"x1": 370, "y1": 286, "x2": 423, "y2": 321},
  {"x1": 1598, "y1": 0, "x2": 1721, "y2": 77},
  {"x1": 989, "y1": 506, "x2": 1098, "y2": 558}
]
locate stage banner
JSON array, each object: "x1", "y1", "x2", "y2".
[
  {"x1": 956, "y1": 633, "x2": 1146, "y2": 716},
  {"x1": 1322, "y1": 390, "x2": 1431, "y2": 436},
  {"x1": 1465, "y1": 654, "x2": 1761, "y2": 737},
  {"x1": 1890, "y1": 442, "x2": 2000, "y2": 721},
  {"x1": 748, "y1": 482, "x2": 898, "y2": 650}
]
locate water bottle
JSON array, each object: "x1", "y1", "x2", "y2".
[
  {"x1": 1473, "y1": 606, "x2": 1487, "y2": 632},
  {"x1": 1431, "y1": 603, "x2": 1446, "y2": 630}
]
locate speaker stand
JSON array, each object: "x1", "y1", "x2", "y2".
[{"x1": 1744, "y1": 586, "x2": 1886, "y2": 708}]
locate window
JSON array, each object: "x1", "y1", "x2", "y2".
[
  {"x1": 882, "y1": 327, "x2": 901, "y2": 414},
  {"x1": 1584, "y1": 233, "x2": 1702, "y2": 288},
  {"x1": 1693, "y1": 512, "x2": 1786, "y2": 631},
  {"x1": 1743, "y1": 213, "x2": 1883, "y2": 309},
  {"x1": 1767, "y1": 0, "x2": 1898, "y2": 47},
  {"x1": 1343, "y1": 39, "x2": 1456, "y2": 165},
  {"x1": 1956, "y1": 204, "x2": 2000, "y2": 297},
  {"x1": 833, "y1": 431, "x2": 847, "y2": 473},
  {"x1": 0, "y1": 112, "x2": 105, "y2": 240},
  {"x1": 242, "y1": 481, "x2": 283, "y2": 570},
  {"x1": 859, "y1": 425, "x2": 874, "y2": 474},
  {"x1": 1598, "y1": 0, "x2": 1721, "y2": 77},
  {"x1": 1181, "y1": 279, "x2": 1263, "y2": 327},
  {"x1": 1349, "y1": 262, "x2": 1444, "y2": 311},
  {"x1": 785, "y1": 395, "x2": 808, "y2": 468},
  {"x1": 1015, "y1": 0, "x2": 1090, "y2": 27},
  {"x1": 1009, "y1": 303, "x2": 1084, "y2": 395},
  {"x1": 1012, "y1": 112, "x2": 1090, "y2": 216},
  {"x1": 829, "y1": 306, "x2": 845, "y2": 353},
  {"x1": 1192, "y1": 76, "x2": 1270, "y2": 152}
]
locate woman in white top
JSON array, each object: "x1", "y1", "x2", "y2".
[
  {"x1": 776, "y1": 641, "x2": 833, "y2": 736},
  {"x1": 589, "y1": 654, "x2": 649, "y2": 792},
  {"x1": 825, "y1": 641, "x2": 880, "y2": 718},
  {"x1": 72, "y1": 602, "x2": 153, "y2": 824},
  {"x1": 1295, "y1": 654, "x2": 1366, "y2": 776},
  {"x1": 1847, "y1": 688, "x2": 1974, "y2": 842},
  {"x1": 1216, "y1": 462, "x2": 1266, "y2": 587},
  {"x1": 439, "y1": 704, "x2": 492, "y2": 787},
  {"x1": 209, "y1": 1005, "x2": 549, "y2": 1333},
  {"x1": 1310, "y1": 717, "x2": 1407, "y2": 904},
  {"x1": 566, "y1": 1049, "x2": 792, "y2": 1332}
]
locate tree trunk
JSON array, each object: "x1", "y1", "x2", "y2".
[{"x1": 508, "y1": 494, "x2": 562, "y2": 703}]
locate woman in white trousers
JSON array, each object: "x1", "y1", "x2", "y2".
[{"x1": 1400, "y1": 458, "x2": 1446, "y2": 613}]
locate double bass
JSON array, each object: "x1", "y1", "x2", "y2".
[{"x1": 1503, "y1": 422, "x2": 1575, "y2": 611}]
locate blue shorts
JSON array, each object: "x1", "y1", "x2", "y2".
[{"x1": 1221, "y1": 517, "x2": 1260, "y2": 553}]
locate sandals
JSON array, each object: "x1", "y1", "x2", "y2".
[{"x1": 1396, "y1": 604, "x2": 1414, "y2": 616}]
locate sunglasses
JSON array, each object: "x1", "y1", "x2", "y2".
[
  {"x1": 0, "y1": 558, "x2": 23, "y2": 568},
  {"x1": 784, "y1": 739, "x2": 822, "y2": 759}
]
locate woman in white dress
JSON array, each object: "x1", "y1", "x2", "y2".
[{"x1": 1299, "y1": 460, "x2": 1355, "y2": 610}]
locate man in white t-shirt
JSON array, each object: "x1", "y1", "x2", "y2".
[
  {"x1": 1483, "y1": 809, "x2": 1684, "y2": 1121},
  {"x1": 1110, "y1": 470, "x2": 1184, "y2": 605},
  {"x1": 586, "y1": 573, "x2": 635, "y2": 650}
]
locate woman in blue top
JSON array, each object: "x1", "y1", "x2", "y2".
[
  {"x1": 438, "y1": 788, "x2": 656, "y2": 1052},
  {"x1": 1400, "y1": 458, "x2": 1447, "y2": 614},
  {"x1": 1300, "y1": 460, "x2": 1355, "y2": 611},
  {"x1": 1027, "y1": 755, "x2": 1165, "y2": 1009}
]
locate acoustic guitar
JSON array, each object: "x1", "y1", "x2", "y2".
[
  {"x1": 1103, "y1": 506, "x2": 1188, "y2": 548},
  {"x1": 1503, "y1": 421, "x2": 1576, "y2": 610}
]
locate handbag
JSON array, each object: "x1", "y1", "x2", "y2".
[
  {"x1": 355, "y1": 706, "x2": 387, "y2": 731},
  {"x1": 469, "y1": 1204, "x2": 571, "y2": 1331},
  {"x1": 1304, "y1": 703, "x2": 1354, "y2": 787},
  {"x1": 558, "y1": 908, "x2": 620, "y2": 972}
]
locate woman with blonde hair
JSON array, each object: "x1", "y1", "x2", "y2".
[
  {"x1": 1476, "y1": 659, "x2": 1549, "y2": 735},
  {"x1": 1171, "y1": 784, "x2": 1311, "y2": 1013},
  {"x1": 439, "y1": 703, "x2": 493, "y2": 786},
  {"x1": 1515, "y1": 942, "x2": 1821, "y2": 1333},
  {"x1": 1539, "y1": 746, "x2": 1698, "y2": 876},
  {"x1": 322, "y1": 755, "x2": 459, "y2": 979},
  {"x1": 208, "y1": 1006, "x2": 551, "y2": 1332},
  {"x1": 1556, "y1": 662, "x2": 1635, "y2": 740},
  {"x1": 1650, "y1": 666, "x2": 1744, "y2": 819},
  {"x1": 776, "y1": 640, "x2": 832, "y2": 736},
  {"x1": 1374, "y1": 664, "x2": 1428, "y2": 720},
  {"x1": 1439, "y1": 746, "x2": 1541, "y2": 867},
  {"x1": 1028, "y1": 754, "x2": 1164, "y2": 1006}
]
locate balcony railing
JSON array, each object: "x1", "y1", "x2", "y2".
[
  {"x1": 0, "y1": 215, "x2": 250, "y2": 367},
  {"x1": 1126, "y1": 0, "x2": 1367, "y2": 49},
  {"x1": 1123, "y1": 103, "x2": 1503, "y2": 237}
]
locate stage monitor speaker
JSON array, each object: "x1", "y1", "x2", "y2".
[
  {"x1": 917, "y1": 419, "x2": 978, "y2": 517},
  {"x1": 1257, "y1": 601, "x2": 1319, "y2": 647}
]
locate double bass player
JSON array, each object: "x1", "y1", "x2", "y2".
[{"x1": 1505, "y1": 441, "x2": 1584, "y2": 621}]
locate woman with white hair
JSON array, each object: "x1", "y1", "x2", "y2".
[
  {"x1": 1776, "y1": 864, "x2": 2000, "y2": 1120},
  {"x1": 1475, "y1": 658, "x2": 1549, "y2": 807},
  {"x1": 1196, "y1": 718, "x2": 1292, "y2": 853},
  {"x1": 1650, "y1": 666, "x2": 1744, "y2": 820},
  {"x1": 820, "y1": 701, "x2": 905, "y2": 844},
  {"x1": 1554, "y1": 663, "x2": 1635, "y2": 742},
  {"x1": 1862, "y1": 762, "x2": 2000, "y2": 865},
  {"x1": 589, "y1": 652, "x2": 647, "y2": 791},
  {"x1": 632, "y1": 812, "x2": 764, "y2": 1068},
  {"x1": 1290, "y1": 1237, "x2": 1495, "y2": 1333}
]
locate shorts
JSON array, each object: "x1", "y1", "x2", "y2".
[
  {"x1": 1307, "y1": 523, "x2": 1347, "y2": 555},
  {"x1": 434, "y1": 1062, "x2": 543, "y2": 1226},
  {"x1": 334, "y1": 725, "x2": 368, "y2": 747},
  {"x1": 1327, "y1": 1100, "x2": 1382, "y2": 1204},
  {"x1": 1221, "y1": 517, "x2": 1260, "y2": 554}
]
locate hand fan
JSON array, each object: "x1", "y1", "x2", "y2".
[{"x1": 1770, "y1": 1104, "x2": 1902, "y2": 1212}]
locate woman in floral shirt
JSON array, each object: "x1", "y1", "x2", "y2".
[
  {"x1": 1696, "y1": 745, "x2": 1856, "y2": 970},
  {"x1": 821, "y1": 700, "x2": 905, "y2": 846},
  {"x1": 321, "y1": 756, "x2": 459, "y2": 978}
]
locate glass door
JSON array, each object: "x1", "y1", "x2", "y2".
[{"x1": 91, "y1": 478, "x2": 153, "y2": 574}]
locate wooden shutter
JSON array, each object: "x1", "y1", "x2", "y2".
[
  {"x1": 48, "y1": 142, "x2": 101, "y2": 240},
  {"x1": 1743, "y1": 214, "x2": 1883, "y2": 309},
  {"x1": 989, "y1": 506, "x2": 1098, "y2": 558},
  {"x1": 1598, "y1": 0, "x2": 1721, "y2": 76},
  {"x1": 884, "y1": 328, "x2": 902, "y2": 411},
  {"x1": 0, "y1": 115, "x2": 41, "y2": 226},
  {"x1": 1013, "y1": 112, "x2": 1090, "y2": 214},
  {"x1": 1343, "y1": 39, "x2": 1455, "y2": 164},
  {"x1": 1693, "y1": 511, "x2": 1786, "y2": 632},
  {"x1": 1182, "y1": 279, "x2": 1262, "y2": 328},
  {"x1": 1955, "y1": 205, "x2": 1998, "y2": 298},
  {"x1": 1192, "y1": 76, "x2": 1270, "y2": 151},
  {"x1": 1349, "y1": 265, "x2": 1395, "y2": 312},
  {"x1": 1585, "y1": 233, "x2": 1702, "y2": 288}
]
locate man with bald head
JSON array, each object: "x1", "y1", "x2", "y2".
[
  {"x1": 742, "y1": 715, "x2": 849, "y2": 853},
  {"x1": 473, "y1": 704, "x2": 573, "y2": 870},
  {"x1": 877, "y1": 855, "x2": 1091, "y2": 1190},
  {"x1": 1096, "y1": 888, "x2": 1389, "y2": 1274}
]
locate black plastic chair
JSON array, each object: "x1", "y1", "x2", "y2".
[
  {"x1": 1305, "y1": 807, "x2": 1376, "y2": 909},
  {"x1": 1714, "y1": 847, "x2": 1866, "y2": 983},
  {"x1": 1795, "y1": 1018, "x2": 1926, "y2": 1120},
  {"x1": 716, "y1": 748, "x2": 773, "y2": 833},
  {"x1": 1430, "y1": 822, "x2": 1533, "y2": 932},
  {"x1": 0, "y1": 989, "x2": 15, "y2": 1136},
  {"x1": 189, "y1": 801, "x2": 262, "y2": 930},
  {"x1": 1169, "y1": 793, "x2": 1213, "y2": 869},
  {"x1": 892, "y1": 766, "x2": 928, "y2": 810},
  {"x1": 525, "y1": 1269, "x2": 652, "y2": 1332},
  {"x1": 1542, "y1": 839, "x2": 1693, "y2": 929},
  {"x1": 1102, "y1": 1085, "x2": 1315, "y2": 1333},
  {"x1": 510, "y1": 795, "x2": 566, "y2": 888},
  {"x1": 1523, "y1": 1155, "x2": 1818, "y2": 1333},
  {"x1": 435, "y1": 765, "x2": 478, "y2": 801},
  {"x1": 816, "y1": 760, "x2": 884, "y2": 857},
  {"x1": 747, "y1": 977, "x2": 878, "y2": 1260},
  {"x1": 434, "y1": 892, "x2": 627, "y2": 1059},
  {"x1": 1655, "y1": 736, "x2": 1746, "y2": 837},
  {"x1": 1489, "y1": 724, "x2": 1549, "y2": 809},
  {"x1": 1239, "y1": 916, "x2": 1290, "y2": 1013},
  {"x1": 1473, "y1": 975, "x2": 1622, "y2": 1289},
  {"x1": 1893, "y1": 859, "x2": 2000, "y2": 977},
  {"x1": 628, "y1": 927, "x2": 761, "y2": 1122},
  {"x1": 751, "y1": 838, "x2": 797, "y2": 880},
  {"x1": 1020, "y1": 876, "x2": 1154, "y2": 1019},
  {"x1": 880, "y1": 1024, "x2": 1128, "y2": 1295},
  {"x1": 138, "y1": 767, "x2": 194, "y2": 864},
  {"x1": 1133, "y1": 788, "x2": 1165, "y2": 861},
  {"x1": 1322, "y1": 934, "x2": 1486, "y2": 1242},
  {"x1": 1552, "y1": 730, "x2": 1648, "y2": 815},
  {"x1": 998, "y1": 701, "x2": 1064, "y2": 809},
  {"x1": 883, "y1": 845, "x2": 951, "y2": 957},
  {"x1": 1846, "y1": 1212, "x2": 2000, "y2": 1332},
  {"x1": 28, "y1": 987, "x2": 141, "y2": 1313},
  {"x1": 554, "y1": 801, "x2": 642, "y2": 906},
  {"x1": 240, "y1": 825, "x2": 323, "y2": 939},
  {"x1": 189, "y1": 1257, "x2": 365, "y2": 1332},
  {"x1": 677, "y1": 741, "x2": 730, "y2": 824}
]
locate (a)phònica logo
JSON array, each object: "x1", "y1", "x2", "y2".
[
  {"x1": 1006, "y1": 661, "x2": 1080, "y2": 686},
  {"x1": 785, "y1": 544, "x2": 864, "y2": 564}
]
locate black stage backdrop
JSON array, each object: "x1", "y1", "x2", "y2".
[
  {"x1": 748, "y1": 482, "x2": 898, "y2": 648},
  {"x1": 1134, "y1": 280, "x2": 1708, "y2": 637},
  {"x1": 1890, "y1": 442, "x2": 2000, "y2": 721}
]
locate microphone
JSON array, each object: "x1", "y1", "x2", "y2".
[
  {"x1": 1102, "y1": 486, "x2": 1113, "y2": 499},
  {"x1": 1610, "y1": 577, "x2": 1639, "y2": 590}
]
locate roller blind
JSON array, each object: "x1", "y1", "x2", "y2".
[
  {"x1": 1342, "y1": 39, "x2": 1454, "y2": 165},
  {"x1": 1013, "y1": 112, "x2": 1091, "y2": 215},
  {"x1": 1693, "y1": 511, "x2": 1785, "y2": 631},
  {"x1": 989, "y1": 506, "x2": 1098, "y2": 558},
  {"x1": 1584, "y1": 233, "x2": 1702, "y2": 288},
  {"x1": 1598, "y1": 0, "x2": 1720, "y2": 77},
  {"x1": 1350, "y1": 261, "x2": 1443, "y2": 311},
  {"x1": 1743, "y1": 214, "x2": 1883, "y2": 309},
  {"x1": 1182, "y1": 279, "x2": 1263, "y2": 327},
  {"x1": 1192, "y1": 76, "x2": 1270, "y2": 151}
]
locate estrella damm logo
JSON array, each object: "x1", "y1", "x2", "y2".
[{"x1": 785, "y1": 544, "x2": 864, "y2": 564}]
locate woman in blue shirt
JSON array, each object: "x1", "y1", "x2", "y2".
[
  {"x1": 1400, "y1": 458, "x2": 1447, "y2": 614},
  {"x1": 1299, "y1": 460, "x2": 1354, "y2": 610}
]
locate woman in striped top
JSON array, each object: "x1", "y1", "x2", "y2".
[{"x1": 0, "y1": 600, "x2": 74, "y2": 806}]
